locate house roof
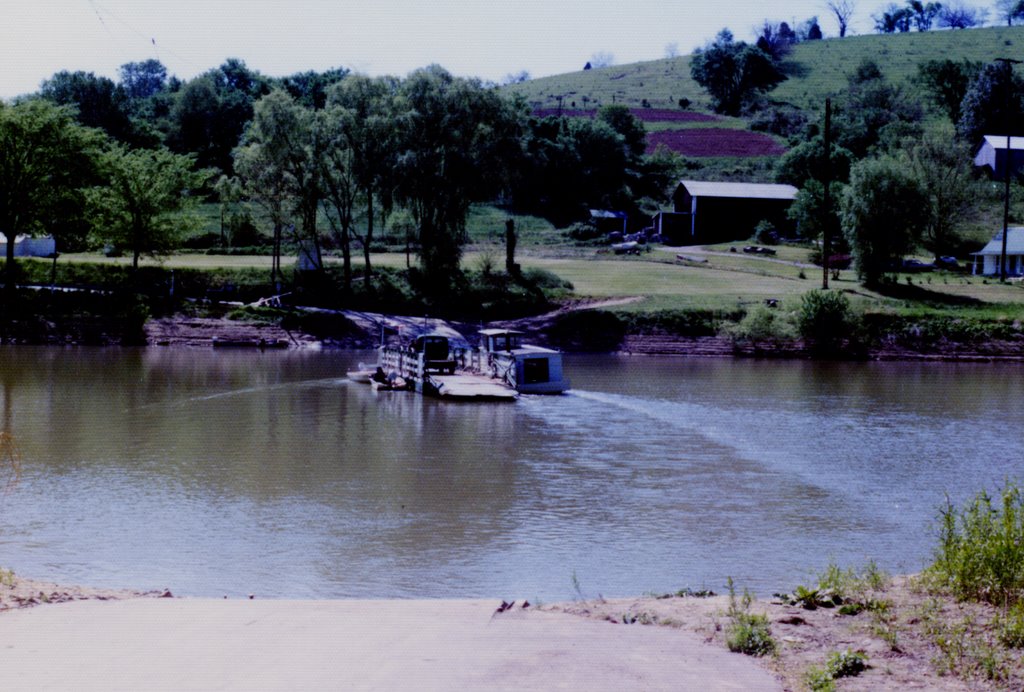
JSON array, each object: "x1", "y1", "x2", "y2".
[
  {"x1": 973, "y1": 227, "x2": 1024, "y2": 255},
  {"x1": 678, "y1": 180, "x2": 798, "y2": 201},
  {"x1": 589, "y1": 209, "x2": 628, "y2": 219},
  {"x1": 979, "y1": 135, "x2": 1024, "y2": 151}
]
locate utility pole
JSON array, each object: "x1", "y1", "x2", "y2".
[
  {"x1": 996, "y1": 58, "x2": 1021, "y2": 282},
  {"x1": 822, "y1": 98, "x2": 832, "y2": 290}
]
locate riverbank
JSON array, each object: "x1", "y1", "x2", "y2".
[
  {"x1": 138, "y1": 309, "x2": 1024, "y2": 363},
  {"x1": 2, "y1": 570, "x2": 1021, "y2": 690}
]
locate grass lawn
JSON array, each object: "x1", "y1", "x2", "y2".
[{"x1": 56, "y1": 245, "x2": 1024, "y2": 320}]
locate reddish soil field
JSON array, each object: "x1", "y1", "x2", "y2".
[
  {"x1": 531, "y1": 108, "x2": 719, "y2": 122},
  {"x1": 646, "y1": 128, "x2": 787, "y2": 157}
]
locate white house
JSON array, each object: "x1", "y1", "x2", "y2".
[
  {"x1": 971, "y1": 227, "x2": 1024, "y2": 275},
  {"x1": 973, "y1": 135, "x2": 1024, "y2": 179},
  {"x1": 0, "y1": 234, "x2": 56, "y2": 258}
]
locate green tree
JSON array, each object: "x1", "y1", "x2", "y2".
[
  {"x1": 902, "y1": 134, "x2": 981, "y2": 256},
  {"x1": 279, "y1": 67, "x2": 350, "y2": 110},
  {"x1": 596, "y1": 104, "x2": 647, "y2": 158},
  {"x1": 788, "y1": 179, "x2": 847, "y2": 244},
  {"x1": 118, "y1": 60, "x2": 168, "y2": 103},
  {"x1": 0, "y1": 100, "x2": 101, "y2": 299},
  {"x1": 957, "y1": 61, "x2": 1024, "y2": 145},
  {"x1": 840, "y1": 156, "x2": 928, "y2": 284},
  {"x1": 318, "y1": 111, "x2": 359, "y2": 291},
  {"x1": 689, "y1": 29, "x2": 785, "y2": 116},
  {"x1": 39, "y1": 70, "x2": 132, "y2": 141},
  {"x1": 392, "y1": 66, "x2": 521, "y2": 292},
  {"x1": 776, "y1": 136, "x2": 855, "y2": 188},
  {"x1": 326, "y1": 75, "x2": 402, "y2": 282},
  {"x1": 167, "y1": 59, "x2": 270, "y2": 174},
  {"x1": 86, "y1": 145, "x2": 210, "y2": 270},
  {"x1": 833, "y1": 60, "x2": 923, "y2": 157},
  {"x1": 234, "y1": 89, "x2": 322, "y2": 286},
  {"x1": 918, "y1": 59, "x2": 982, "y2": 125}
]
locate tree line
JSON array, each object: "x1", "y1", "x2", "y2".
[{"x1": 1, "y1": 60, "x2": 673, "y2": 297}]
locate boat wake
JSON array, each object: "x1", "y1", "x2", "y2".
[{"x1": 129, "y1": 377, "x2": 351, "y2": 411}]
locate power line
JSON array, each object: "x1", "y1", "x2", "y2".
[{"x1": 87, "y1": 0, "x2": 200, "y2": 73}]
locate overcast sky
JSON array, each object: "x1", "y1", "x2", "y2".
[{"x1": 1, "y1": 0, "x2": 883, "y2": 99}]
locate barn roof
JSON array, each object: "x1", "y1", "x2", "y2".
[
  {"x1": 979, "y1": 135, "x2": 1024, "y2": 151},
  {"x1": 678, "y1": 180, "x2": 798, "y2": 201},
  {"x1": 973, "y1": 227, "x2": 1024, "y2": 255}
]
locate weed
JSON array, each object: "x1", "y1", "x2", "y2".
[
  {"x1": 826, "y1": 649, "x2": 868, "y2": 678},
  {"x1": 998, "y1": 601, "x2": 1024, "y2": 648},
  {"x1": 0, "y1": 568, "x2": 15, "y2": 587},
  {"x1": 725, "y1": 577, "x2": 777, "y2": 657},
  {"x1": 803, "y1": 665, "x2": 836, "y2": 691},
  {"x1": 930, "y1": 480, "x2": 1024, "y2": 608},
  {"x1": 571, "y1": 570, "x2": 585, "y2": 600}
]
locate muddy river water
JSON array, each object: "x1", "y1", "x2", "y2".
[{"x1": 0, "y1": 347, "x2": 1021, "y2": 599}]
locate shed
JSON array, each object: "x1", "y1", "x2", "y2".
[
  {"x1": 589, "y1": 209, "x2": 628, "y2": 234},
  {"x1": 973, "y1": 135, "x2": 1024, "y2": 180},
  {"x1": 0, "y1": 235, "x2": 56, "y2": 258},
  {"x1": 970, "y1": 226, "x2": 1024, "y2": 276},
  {"x1": 656, "y1": 180, "x2": 798, "y2": 245}
]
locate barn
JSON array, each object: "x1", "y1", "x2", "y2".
[
  {"x1": 651, "y1": 180, "x2": 798, "y2": 246},
  {"x1": 972, "y1": 135, "x2": 1024, "y2": 180}
]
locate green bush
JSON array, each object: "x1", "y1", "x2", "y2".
[
  {"x1": 729, "y1": 305, "x2": 795, "y2": 348},
  {"x1": 826, "y1": 649, "x2": 868, "y2": 678},
  {"x1": 803, "y1": 666, "x2": 835, "y2": 691},
  {"x1": 725, "y1": 577, "x2": 777, "y2": 657},
  {"x1": 999, "y1": 601, "x2": 1024, "y2": 648},
  {"x1": 798, "y1": 290, "x2": 855, "y2": 354},
  {"x1": 930, "y1": 481, "x2": 1024, "y2": 607}
]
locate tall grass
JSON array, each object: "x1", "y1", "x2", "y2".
[{"x1": 931, "y1": 481, "x2": 1024, "y2": 607}]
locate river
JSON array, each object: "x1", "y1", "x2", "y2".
[{"x1": 0, "y1": 347, "x2": 1020, "y2": 600}]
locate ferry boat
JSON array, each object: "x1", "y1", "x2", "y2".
[{"x1": 351, "y1": 328, "x2": 569, "y2": 401}]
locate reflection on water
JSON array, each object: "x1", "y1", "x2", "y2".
[{"x1": 0, "y1": 347, "x2": 1022, "y2": 599}]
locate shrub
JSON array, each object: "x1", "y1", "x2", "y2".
[
  {"x1": 520, "y1": 267, "x2": 574, "y2": 292},
  {"x1": 930, "y1": 481, "x2": 1024, "y2": 607},
  {"x1": 803, "y1": 666, "x2": 835, "y2": 691},
  {"x1": 826, "y1": 649, "x2": 868, "y2": 678},
  {"x1": 798, "y1": 290, "x2": 854, "y2": 354},
  {"x1": 729, "y1": 305, "x2": 795, "y2": 349},
  {"x1": 753, "y1": 220, "x2": 779, "y2": 245},
  {"x1": 999, "y1": 601, "x2": 1024, "y2": 648}
]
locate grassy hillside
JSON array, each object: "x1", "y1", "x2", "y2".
[{"x1": 508, "y1": 25, "x2": 1024, "y2": 115}]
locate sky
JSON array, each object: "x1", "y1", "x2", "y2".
[{"x1": 0, "y1": 0, "x2": 882, "y2": 99}]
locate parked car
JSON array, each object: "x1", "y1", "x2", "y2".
[
  {"x1": 742, "y1": 245, "x2": 777, "y2": 256},
  {"x1": 901, "y1": 258, "x2": 933, "y2": 272},
  {"x1": 934, "y1": 256, "x2": 959, "y2": 270}
]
